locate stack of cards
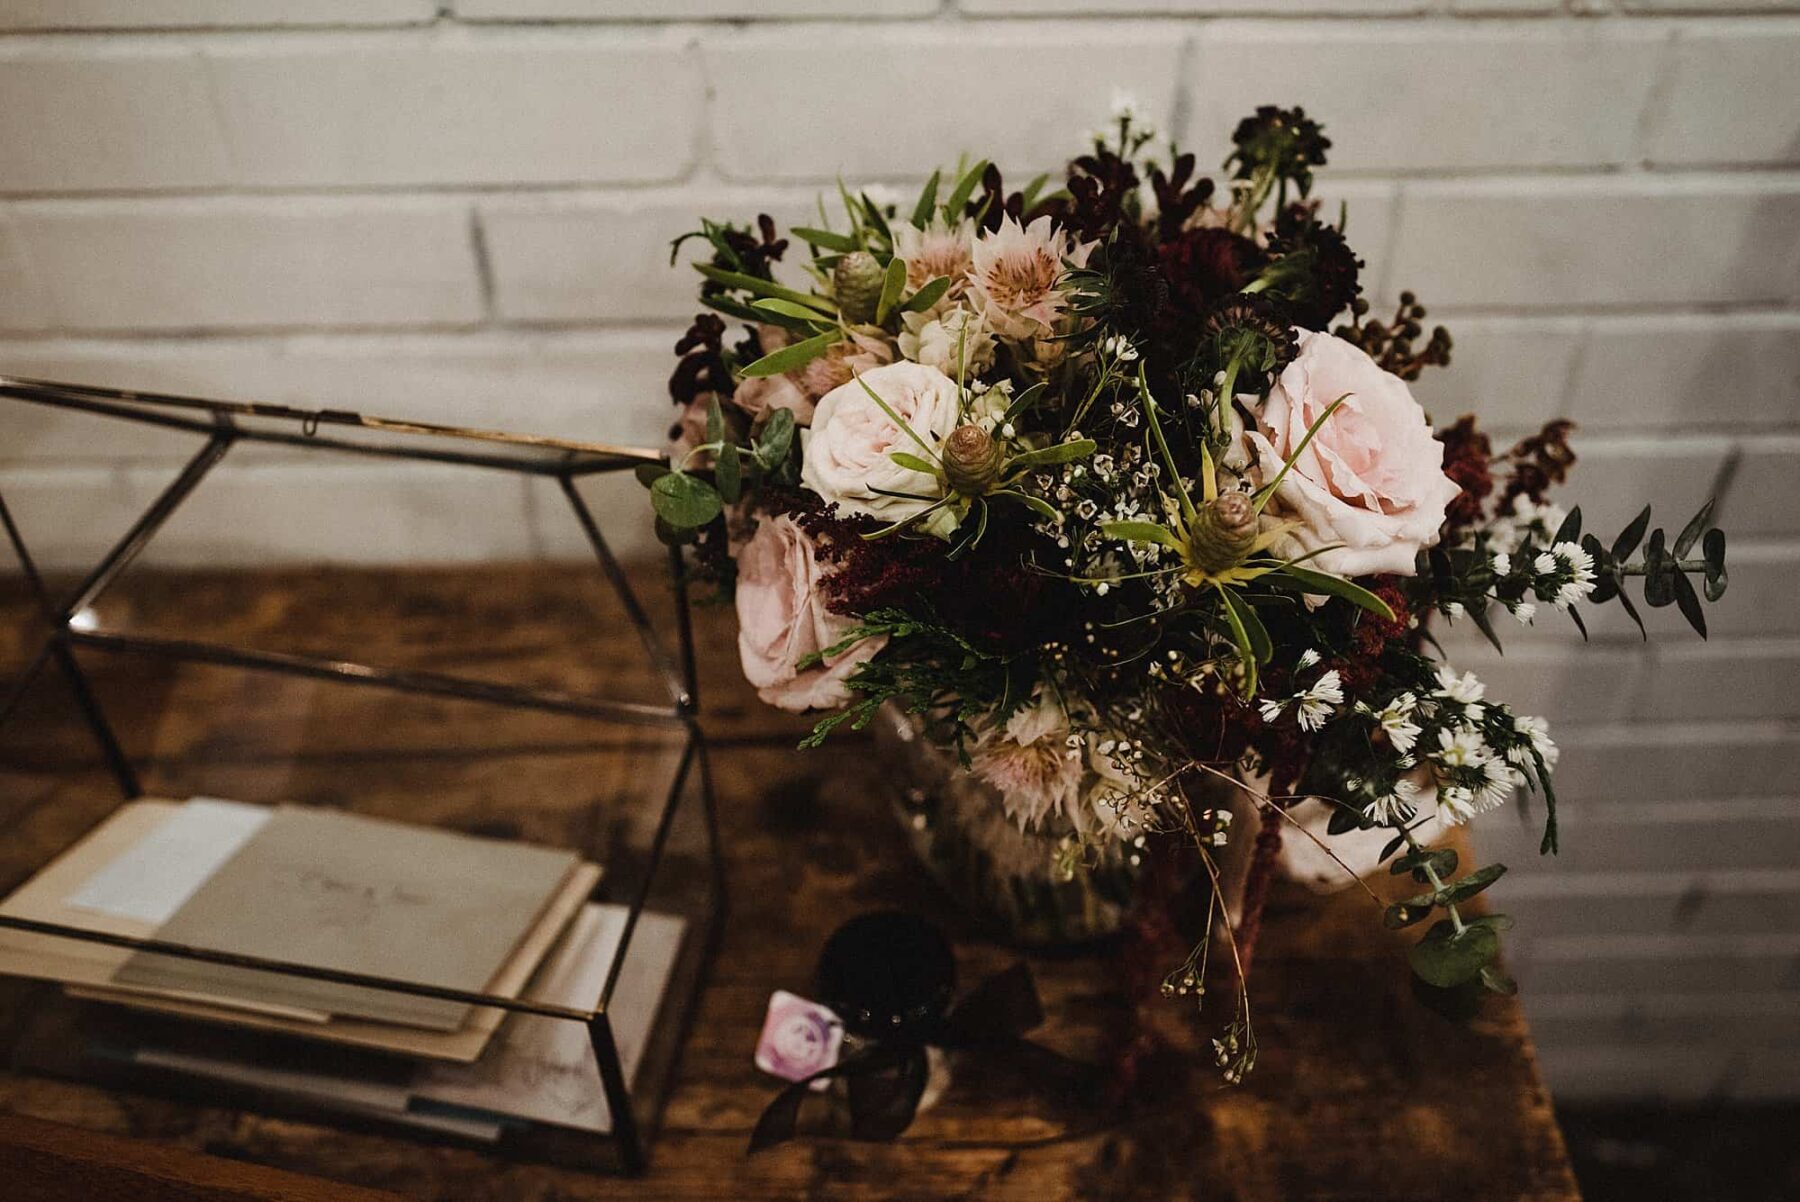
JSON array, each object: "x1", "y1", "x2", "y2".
[{"x1": 0, "y1": 798, "x2": 686, "y2": 1136}]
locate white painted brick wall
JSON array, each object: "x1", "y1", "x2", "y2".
[{"x1": 0, "y1": 3, "x2": 1795, "y2": 1104}]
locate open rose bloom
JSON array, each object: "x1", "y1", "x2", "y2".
[{"x1": 645, "y1": 103, "x2": 1727, "y2": 1071}]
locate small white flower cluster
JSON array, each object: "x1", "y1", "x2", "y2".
[
  {"x1": 1486, "y1": 540, "x2": 1597, "y2": 624},
  {"x1": 1484, "y1": 497, "x2": 1566, "y2": 557},
  {"x1": 1258, "y1": 650, "x2": 1345, "y2": 732},
  {"x1": 1344, "y1": 666, "x2": 1559, "y2": 828}
]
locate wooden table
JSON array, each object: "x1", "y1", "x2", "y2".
[{"x1": 0, "y1": 566, "x2": 1580, "y2": 1201}]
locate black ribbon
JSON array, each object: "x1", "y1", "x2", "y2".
[{"x1": 749, "y1": 961, "x2": 1095, "y2": 1152}]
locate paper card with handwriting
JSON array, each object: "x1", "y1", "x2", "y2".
[{"x1": 112, "y1": 807, "x2": 578, "y2": 1031}]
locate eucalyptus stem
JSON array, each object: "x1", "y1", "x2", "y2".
[
  {"x1": 1403, "y1": 825, "x2": 1465, "y2": 936},
  {"x1": 1619, "y1": 559, "x2": 1707, "y2": 575}
]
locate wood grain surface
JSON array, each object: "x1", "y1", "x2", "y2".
[{"x1": 0, "y1": 565, "x2": 1580, "y2": 1201}]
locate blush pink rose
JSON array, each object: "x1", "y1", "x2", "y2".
[
  {"x1": 1247, "y1": 329, "x2": 1462, "y2": 577},
  {"x1": 734, "y1": 514, "x2": 885, "y2": 712}
]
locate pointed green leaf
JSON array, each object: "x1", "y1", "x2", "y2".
[
  {"x1": 1274, "y1": 564, "x2": 1397, "y2": 621},
  {"x1": 705, "y1": 395, "x2": 723, "y2": 444},
  {"x1": 875, "y1": 256, "x2": 907, "y2": 326},
  {"x1": 1612, "y1": 504, "x2": 1651, "y2": 560},
  {"x1": 1100, "y1": 520, "x2": 1181, "y2": 549},
  {"x1": 740, "y1": 330, "x2": 843, "y2": 379},
  {"x1": 634, "y1": 462, "x2": 671, "y2": 489},
  {"x1": 944, "y1": 159, "x2": 989, "y2": 219},
  {"x1": 1674, "y1": 497, "x2": 1715, "y2": 558},
  {"x1": 752, "y1": 297, "x2": 836, "y2": 326},
  {"x1": 694, "y1": 263, "x2": 834, "y2": 313},
  {"x1": 1222, "y1": 588, "x2": 1272, "y2": 664},
  {"x1": 1002, "y1": 381, "x2": 1049, "y2": 423},
  {"x1": 889, "y1": 451, "x2": 942, "y2": 476},
  {"x1": 1005, "y1": 439, "x2": 1097, "y2": 471},
  {"x1": 1217, "y1": 589, "x2": 1259, "y2": 696},
  {"x1": 1553, "y1": 505, "x2": 1583, "y2": 545},
  {"x1": 756, "y1": 408, "x2": 796, "y2": 470},
  {"x1": 910, "y1": 169, "x2": 941, "y2": 228},
  {"x1": 789, "y1": 225, "x2": 859, "y2": 253},
  {"x1": 1672, "y1": 568, "x2": 1707, "y2": 638},
  {"x1": 1436, "y1": 863, "x2": 1507, "y2": 906},
  {"x1": 901, "y1": 275, "x2": 951, "y2": 314}
]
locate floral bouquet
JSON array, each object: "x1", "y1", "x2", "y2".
[{"x1": 643, "y1": 101, "x2": 1727, "y2": 1080}]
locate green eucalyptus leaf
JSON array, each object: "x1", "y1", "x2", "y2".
[
  {"x1": 1613, "y1": 505, "x2": 1651, "y2": 560},
  {"x1": 756, "y1": 408, "x2": 796, "y2": 469},
  {"x1": 1672, "y1": 568, "x2": 1707, "y2": 638},
  {"x1": 1674, "y1": 497, "x2": 1716, "y2": 558},
  {"x1": 1617, "y1": 586, "x2": 1647, "y2": 640},
  {"x1": 1479, "y1": 965, "x2": 1519, "y2": 996},
  {"x1": 1408, "y1": 920, "x2": 1501, "y2": 989},
  {"x1": 1553, "y1": 505, "x2": 1583, "y2": 545},
  {"x1": 740, "y1": 330, "x2": 843, "y2": 379},
  {"x1": 1436, "y1": 862, "x2": 1507, "y2": 906},
  {"x1": 717, "y1": 442, "x2": 743, "y2": 504},
  {"x1": 1391, "y1": 848, "x2": 1459, "y2": 880},
  {"x1": 1703, "y1": 527, "x2": 1728, "y2": 601},
  {"x1": 650, "y1": 471, "x2": 722, "y2": 529},
  {"x1": 1384, "y1": 897, "x2": 1436, "y2": 930}
]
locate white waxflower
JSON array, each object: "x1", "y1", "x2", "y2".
[{"x1": 1434, "y1": 666, "x2": 1487, "y2": 706}]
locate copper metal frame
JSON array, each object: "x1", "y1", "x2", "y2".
[{"x1": 0, "y1": 375, "x2": 725, "y2": 1176}]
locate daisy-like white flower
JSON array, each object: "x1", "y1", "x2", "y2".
[
  {"x1": 1294, "y1": 670, "x2": 1344, "y2": 732},
  {"x1": 1297, "y1": 648, "x2": 1322, "y2": 670},
  {"x1": 1510, "y1": 600, "x2": 1538, "y2": 625},
  {"x1": 1470, "y1": 757, "x2": 1516, "y2": 812},
  {"x1": 1436, "y1": 785, "x2": 1478, "y2": 826},
  {"x1": 1443, "y1": 601, "x2": 1465, "y2": 619},
  {"x1": 1370, "y1": 775, "x2": 1420, "y2": 824},
  {"x1": 1490, "y1": 551, "x2": 1512, "y2": 577},
  {"x1": 1534, "y1": 551, "x2": 1559, "y2": 576},
  {"x1": 1550, "y1": 540, "x2": 1597, "y2": 608},
  {"x1": 1365, "y1": 692, "x2": 1421, "y2": 754},
  {"x1": 1434, "y1": 725, "x2": 1489, "y2": 770},
  {"x1": 893, "y1": 217, "x2": 975, "y2": 300},
  {"x1": 1509, "y1": 713, "x2": 1558, "y2": 768},
  {"x1": 1434, "y1": 666, "x2": 1487, "y2": 707},
  {"x1": 1258, "y1": 697, "x2": 1286, "y2": 724},
  {"x1": 968, "y1": 215, "x2": 1094, "y2": 342}
]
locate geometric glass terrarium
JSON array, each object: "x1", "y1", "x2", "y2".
[{"x1": 0, "y1": 374, "x2": 721, "y2": 1176}]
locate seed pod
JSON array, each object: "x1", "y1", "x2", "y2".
[
  {"x1": 833, "y1": 251, "x2": 886, "y2": 324},
  {"x1": 941, "y1": 424, "x2": 1005, "y2": 496},
  {"x1": 1187, "y1": 489, "x2": 1259, "y2": 574}
]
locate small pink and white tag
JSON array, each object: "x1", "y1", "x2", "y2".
[{"x1": 754, "y1": 990, "x2": 843, "y2": 1091}]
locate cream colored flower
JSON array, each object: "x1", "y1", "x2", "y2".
[
  {"x1": 898, "y1": 306, "x2": 995, "y2": 378},
  {"x1": 968, "y1": 215, "x2": 1093, "y2": 342},
  {"x1": 970, "y1": 693, "x2": 1083, "y2": 832},
  {"x1": 801, "y1": 360, "x2": 961, "y2": 523},
  {"x1": 893, "y1": 217, "x2": 975, "y2": 303}
]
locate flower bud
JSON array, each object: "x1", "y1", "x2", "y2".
[
  {"x1": 942, "y1": 424, "x2": 1005, "y2": 496},
  {"x1": 1187, "y1": 490, "x2": 1259, "y2": 574},
  {"x1": 833, "y1": 251, "x2": 886, "y2": 324}
]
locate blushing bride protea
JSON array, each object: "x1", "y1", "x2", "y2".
[{"x1": 969, "y1": 215, "x2": 1093, "y2": 341}]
